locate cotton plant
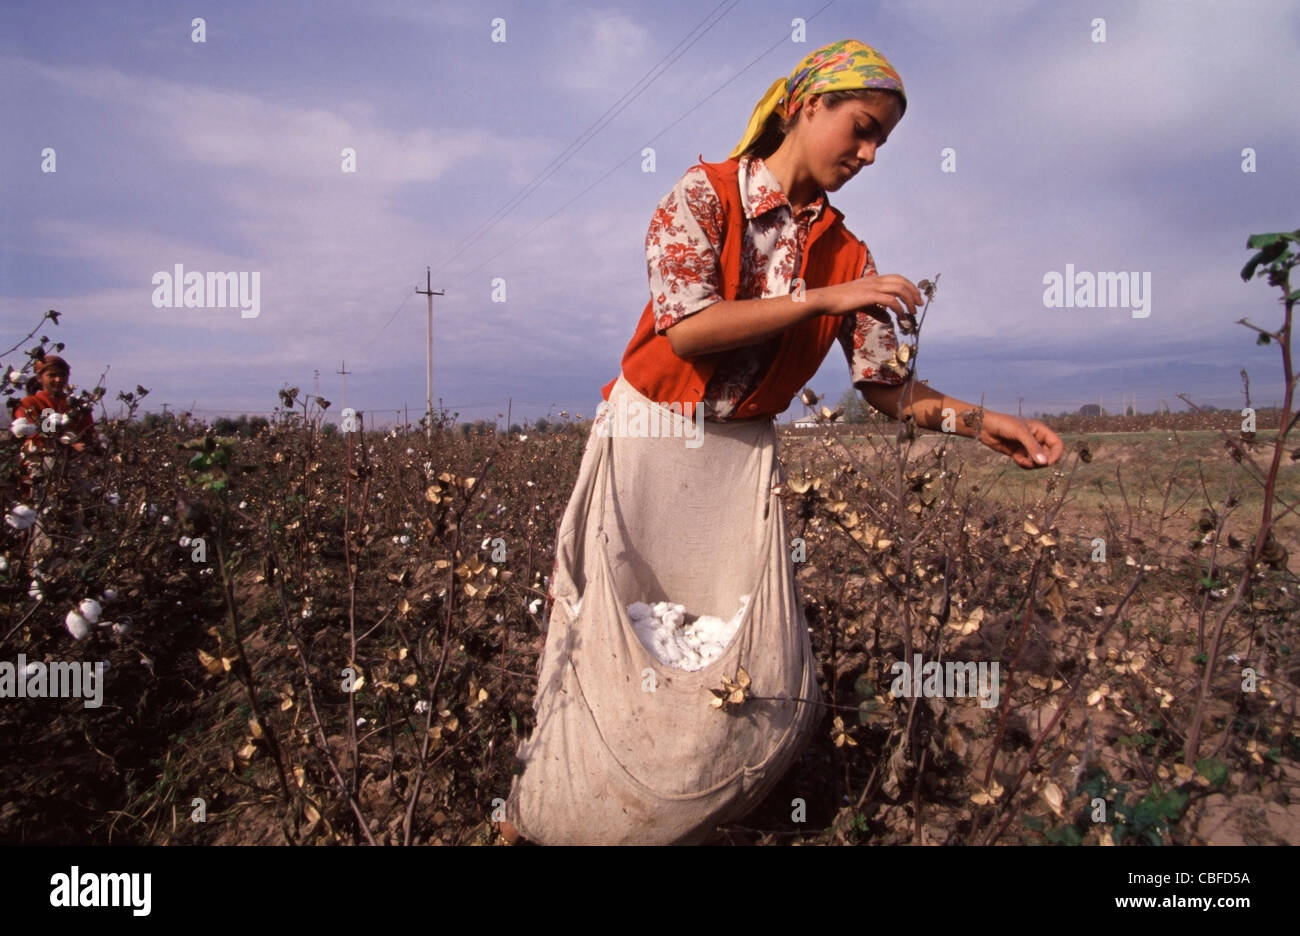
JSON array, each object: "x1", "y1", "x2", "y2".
[
  {"x1": 6, "y1": 504, "x2": 37, "y2": 530},
  {"x1": 64, "y1": 597, "x2": 104, "y2": 640}
]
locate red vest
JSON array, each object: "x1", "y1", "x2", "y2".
[
  {"x1": 601, "y1": 155, "x2": 867, "y2": 420},
  {"x1": 15, "y1": 390, "x2": 96, "y2": 450}
]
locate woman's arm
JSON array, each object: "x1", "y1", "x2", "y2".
[
  {"x1": 669, "y1": 274, "x2": 923, "y2": 358},
  {"x1": 860, "y1": 378, "x2": 978, "y2": 434},
  {"x1": 666, "y1": 293, "x2": 830, "y2": 357},
  {"x1": 860, "y1": 379, "x2": 1064, "y2": 468}
]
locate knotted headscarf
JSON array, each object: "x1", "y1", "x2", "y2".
[
  {"x1": 35, "y1": 355, "x2": 70, "y2": 375},
  {"x1": 728, "y1": 38, "x2": 906, "y2": 160}
]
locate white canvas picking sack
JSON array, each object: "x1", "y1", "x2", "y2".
[{"x1": 505, "y1": 374, "x2": 822, "y2": 844}]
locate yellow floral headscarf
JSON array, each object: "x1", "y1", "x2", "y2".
[{"x1": 728, "y1": 38, "x2": 906, "y2": 160}]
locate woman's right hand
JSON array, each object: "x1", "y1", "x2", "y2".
[{"x1": 815, "y1": 274, "x2": 923, "y2": 319}]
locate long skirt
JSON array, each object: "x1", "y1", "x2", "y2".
[{"x1": 504, "y1": 373, "x2": 823, "y2": 844}]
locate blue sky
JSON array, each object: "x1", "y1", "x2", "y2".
[{"x1": 2, "y1": 0, "x2": 1298, "y2": 427}]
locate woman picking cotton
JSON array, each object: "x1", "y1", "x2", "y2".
[
  {"x1": 500, "y1": 38, "x2": 1063, "y2": 846},
  {"x1": 10, "y1": 354, "x2": 101, "y2": 555}
]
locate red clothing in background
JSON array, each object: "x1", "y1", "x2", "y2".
[{"x1": 14, "y1": 389, "x2": 98, "y2": 452}]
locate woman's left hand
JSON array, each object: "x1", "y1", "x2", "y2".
[{"x1": 976, "y1": 411, "x2": 1064, "y2": 469}]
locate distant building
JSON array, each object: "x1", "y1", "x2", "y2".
[
  {"x1": 1078, "y1": 404, "x2": 1102, "y2": 418},
  {"x1": 792, "y1": 416, "x2": 819, "y2": 429}
]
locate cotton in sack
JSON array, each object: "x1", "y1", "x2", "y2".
[{"x1": 504, "y1": 375, "x2": 822, "y2": 844}]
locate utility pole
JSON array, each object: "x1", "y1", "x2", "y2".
[
  {"x1": 314, "y1": 369, "x2": 320, "y2": 399},
  {"x1": 507, "y1": 397, "x2": 512, "y2": 434},
  {"x1": 415, "y1": 267, "x2": 445, "y2": 441},
  {"x1": 1017, "y1": 397, "x2": 1023, "y2": 419},
  {"x1": 336, "y1": 360, "x2": 352, "y2": 411}
]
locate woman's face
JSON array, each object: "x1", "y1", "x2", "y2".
[
  {"x1": 39, "y1": 368, "x2": 69, "y2": 396},
  {"x1": 798, "y1": 93, "x2": 903, "y2": 191}
]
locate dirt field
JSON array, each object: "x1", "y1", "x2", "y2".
[{"x1": 2, "y1": 409, "x2": 1296, "y2": 845}]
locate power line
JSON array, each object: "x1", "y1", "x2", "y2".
[
  {"x1": 427, "y1": 0, "x2": 742, "y2": 285},
  {"x1": 444, "y1": 0, "x2": 839, "y2": 291},
  {"x1": 362, "y1": 285, "x2": 418, "y2": 351}
]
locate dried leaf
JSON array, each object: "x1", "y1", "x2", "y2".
[{"x1": 1041, "y1": 782, "x2": 1064, "y2": 817}]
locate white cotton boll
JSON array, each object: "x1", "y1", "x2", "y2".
[
  {"x1": 238, "y1": 500, "x2": 248, "y2": 509},
  {"x1": 399, "y1": 535, "x2": 410, "y2": 545},
  {"x1": 78, "y1": 598, "x2": 102, "y2": 624},
  {"x1": 6, "y1": 505, "x2": 37, "y2": 530},
  {"x1": 630, "y1": 595, "x2": 750, "y2": 671},
  {"x1": 179, "y1": 536, "x2": 192, "y2": 547},
  {"x1": 56, "y1": 412, "x2": 70, "y2": 426},
  {"x1": 66, "y1": 610, "x2": 90, "y2": 640},
  {"x1": 101, "y1": 588, "x2": 117, "y2": 601},
  {"x1": 528, "y1": 598, "x2": 542, "y2": 615},
  {"x1": 10, "y1": 417, "x2": 36, "y2": 438},
  {"x1": 0, "y1": 555, "x2": 7, "y2": 572},
  {"x1": 106, "y1": 492, "x2": 120, "y2": 506},
  {"x1": 406, "y1": 448, "x2": 415, "y2": 455}
]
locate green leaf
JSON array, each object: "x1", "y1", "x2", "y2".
[
  {"x1": 1022, "y1": 814, "x2": 1045, "y2": 831},
  {"x1": 1241, "y1": 241, "x2": 1289, "y2": 281},
  {"x1": 1044, "y1": 825, "x2": 1083, "y2": 846},
  {"x1": 1245, "y1": 232, "x2": 1287, "y2": 250},
  {"x1": 1196, "y1": 757, "x2": 1230, "y2": 787},
  {"x1": 1162, "y1": 789, "x2": 1188, "y2": 819}
]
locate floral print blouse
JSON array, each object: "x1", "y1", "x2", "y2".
[{"x1": 645, "y1": 153, "x2": 905, "y2": 420}]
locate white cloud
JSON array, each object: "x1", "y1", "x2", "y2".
[{"x1": 551, "y1": 10, "x2": 654, "y2": 93}]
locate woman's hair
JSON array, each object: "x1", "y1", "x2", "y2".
[{"x1": 742, "y1": 88, "x2": 904, "y2": 160}]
